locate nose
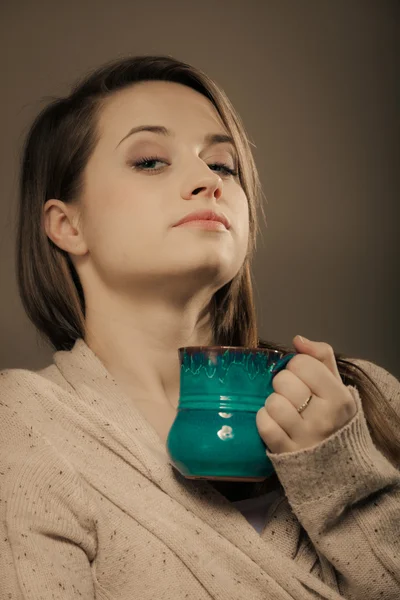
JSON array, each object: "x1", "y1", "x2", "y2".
[{"x1": 181, "y1": 171, "x2": 223, "y2": 201}]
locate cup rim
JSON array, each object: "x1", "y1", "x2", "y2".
[{"x1": 178, "y1": 345, "x2": 286, "y2": 355}]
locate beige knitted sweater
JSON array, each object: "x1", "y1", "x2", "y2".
[{"x1": 0, "y1": 339, "x2": 399, "y2": 599}]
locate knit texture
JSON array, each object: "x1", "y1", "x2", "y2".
[{"x1": 0, "y1": 339, "x2": 399, "y2": 599}]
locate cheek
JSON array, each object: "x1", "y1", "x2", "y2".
[
  {"x1": 82, "y1": 210, "x2": 163, "y2": 285},
  {"x1": 233, "y1": 191, "x2": 250, "y2": 245},
  {"x1": 81, "y1": 182, "x2": 159, "y2": 260},
  {"x1": 83, "y1": 172, "x2": 150, "y2": 232}
]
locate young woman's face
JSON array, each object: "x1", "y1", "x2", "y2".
[{"x1": 79, "y1": 81, "x2": 249, "y2": 298}]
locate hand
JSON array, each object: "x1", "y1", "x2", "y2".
[{"x1": 256, "y1": 335, "x2": 357, "y2": 454}]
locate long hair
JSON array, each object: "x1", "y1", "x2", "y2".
[{"x1": 16, "y1": 55, "x2": 398, "y2": 467}]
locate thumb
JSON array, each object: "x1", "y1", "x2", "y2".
[{"x1": 293, "y1": 335, "x2": 341, "y2": 380}]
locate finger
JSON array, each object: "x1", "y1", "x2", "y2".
[
  {"x1": 272, "y1": 369, "x2": 311, "y2": 410},
  {"x1": 256, "y1": 406, "x2": 298, "y2": 454},
  {"x1": 264, "y1": 392, "x2": 304, "y2": 439},
  {"x1": 292, "y1": 336, "x2": 341, "y2": 380},
  {"x1": 286, "y1": 353, "x2": 346, "y2": 403}
]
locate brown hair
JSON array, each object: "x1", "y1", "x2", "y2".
[{"x1": 16, "y1": 55, "x2": 398, "y2": 468}]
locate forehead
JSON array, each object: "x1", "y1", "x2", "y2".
[{"x1": 97, "y1": 80, "x2": 227, "y2": 143}]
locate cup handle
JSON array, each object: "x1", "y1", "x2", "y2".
[{"x1": 271, "y1": 352, "x2": 296, "y2": 376}]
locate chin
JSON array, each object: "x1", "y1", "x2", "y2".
[{"x1": 188, "y1": 261, "x2": 242, "y2": 288}]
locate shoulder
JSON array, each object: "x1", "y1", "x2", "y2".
[
  {"x1": 0, "y1": 360, "x2": 73, "y2": 407},
  {"x1": 346, "y1": 357, "x2": 399, "y2": 397},
  {"x1": 0, "y1": 366, "x2": 97, "y2": 530},
  {"x1": 343, "y1": 358, "x2": 400, "y2": 425},
  {"x1": 0, "y1": 366, "x2": 48, "y2": 412},
  {"x1": 1, "y1": 359, "x2": 69, "y2": 387},
  {"x1": 0, "y1": 365, "x2": 60, "y2": 449},
  {"x1": 0, "y1": 365, "x2": 73, "y2": 465}
]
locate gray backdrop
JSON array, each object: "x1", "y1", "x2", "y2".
[{"x1": 1, "y1": 0, "x2": 399, "y2": 376}]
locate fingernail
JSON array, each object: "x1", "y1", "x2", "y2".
[{"x1": 297, "y1": 335, "x2": 308, "y2": 343}]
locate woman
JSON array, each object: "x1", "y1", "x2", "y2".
[{"x1": 0, "y1": 55, "x2": 399, "y2": 600}]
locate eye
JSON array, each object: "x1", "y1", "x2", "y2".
[
  {"x1": 208, "y1": 162, "x2": 238, "y2": 177},
  {"x1": 129, "y1": 156, "x2": 238, "y2": 177},
  {"x1": 130, "y1": 156, "x2": 168, "y2": 171}
]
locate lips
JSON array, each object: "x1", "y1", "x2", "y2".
[{"x1": 173, "y1": 209, "x2": 231, "y2": 230}]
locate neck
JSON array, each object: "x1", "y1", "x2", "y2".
[{"x1": 84, "y1": 289, "x2": 215, "y2": 409}]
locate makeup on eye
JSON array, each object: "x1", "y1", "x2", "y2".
[{"x1": 129, "y1": 155, "x2": 239, "y2": 177}]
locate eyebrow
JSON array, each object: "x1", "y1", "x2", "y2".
[{"x1": 115, "y1": 124, "x2": 235, "y2": 150}]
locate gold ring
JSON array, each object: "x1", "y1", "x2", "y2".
[{"x1": 297, "y1": 394, "x2": 313, "y2": 414}]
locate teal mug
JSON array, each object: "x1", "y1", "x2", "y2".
[{"x1": 166, "y1": 346, "x2": 296, "y2": 482}]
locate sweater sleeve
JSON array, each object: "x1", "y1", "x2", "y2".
[
  {"x1": 266, "y1": 361, "x2": 400, "y2": 600},
  {"x1": 0, "y1": 392, "x2": 98, "y2": 599}
]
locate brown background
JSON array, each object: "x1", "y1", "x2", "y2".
[{"x1": 1, "y1": 0, "x2": 399, "y2": 376}]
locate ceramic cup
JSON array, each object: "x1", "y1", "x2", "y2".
[{"x1": 166, "y1": 346, "x2": 295, "y2": 482}]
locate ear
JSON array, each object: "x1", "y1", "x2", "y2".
[{"x1": 43, "y1": 199, "x2": 88, "y2": 256}]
